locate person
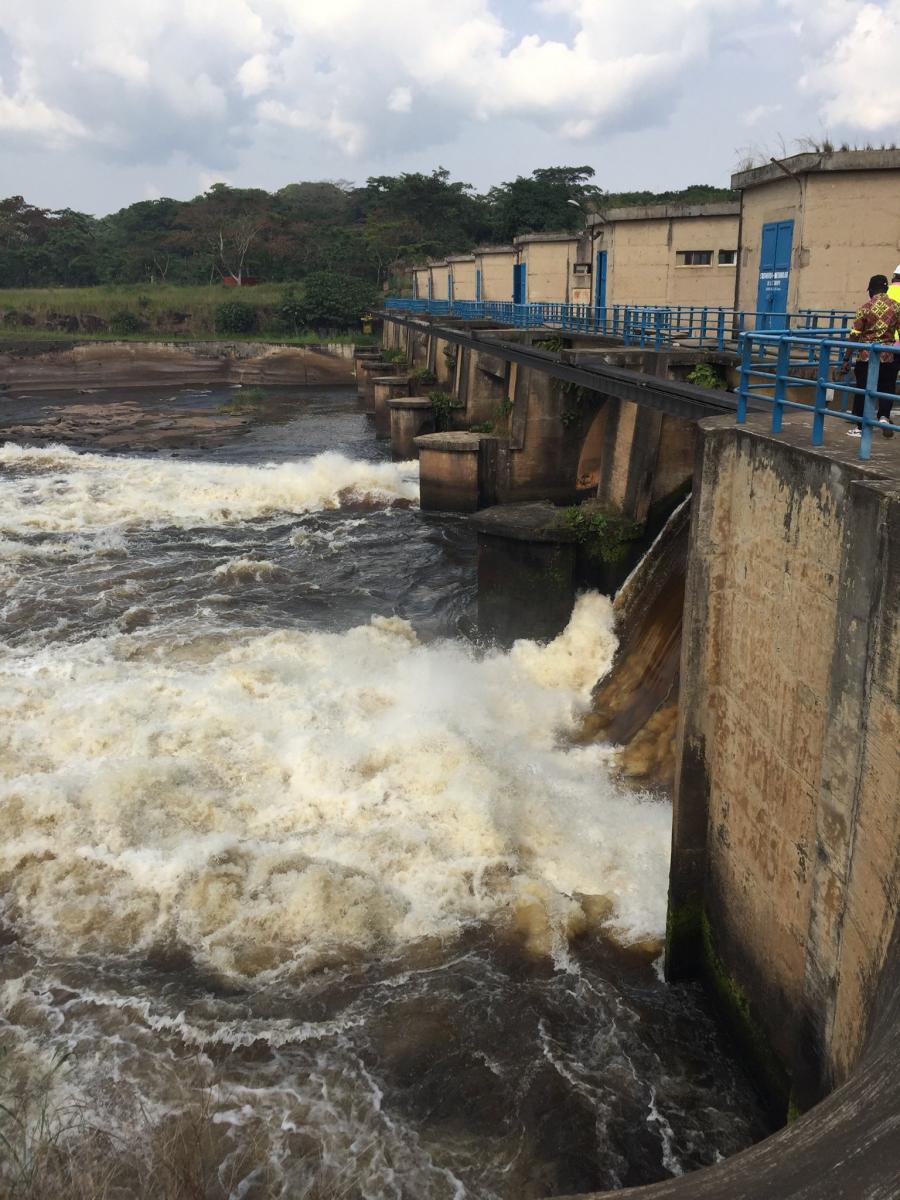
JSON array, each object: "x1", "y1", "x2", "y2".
[
  {"x1": 889, "y1": 265, "x2": 900, "y2": 306},
  {"x1": 839, "y1": 274, "x2": 900, "y2": 438}
]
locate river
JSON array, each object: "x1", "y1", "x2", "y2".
[{"x1": 0, "y1": 385, "x2": 766, "y2": 1198}]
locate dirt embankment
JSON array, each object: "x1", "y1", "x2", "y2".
[{"x1": 0, "y1": 339, "x2": 357, "y2": 390}]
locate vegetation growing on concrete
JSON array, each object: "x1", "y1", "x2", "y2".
[
  {"x1": 409, "y1": 367, "x2": 437, "y2": 387},
  {"x1": 427, "y1": 389, "x2": 463, "y2": 432},
  {"x1": 535, "y1": 335, "x2": 564, "y2": 352},
  {"x1": 562, "y1": 505, "x2": 642, "y2": 562},
  {"x1": 687, "y1": 362, "x2": 728, "y2": 390}
]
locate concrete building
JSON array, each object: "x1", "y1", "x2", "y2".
[
  {"x1": 447, "y1": 253, "x2": 477, "y2": 301},
  {"x1": 473, "y1": 245, "x2": 517, "y2": 301},
  {"x1": 426, "y1": 260, "x2": 451, "y2": 303},
  {"x1": 513, "y1": 232, "x2": 579, "y2": 303},
  {"x1": 586, "y1": 203, "x2": 740, "y2": 309},
  {"x1": 412, "y1": 265, "x2": 431, "y2": 300},
  {"x1": 732, "y1": 149, "x2": 900, "y2": 317}
]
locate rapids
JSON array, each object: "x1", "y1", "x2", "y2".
[{"x1": 0, "y1": 386, "x2": 767, "y2": 1198}]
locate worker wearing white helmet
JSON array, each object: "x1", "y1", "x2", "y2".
[{"x1": 889, "y1": 265, "x2": 900, "y2": 306}]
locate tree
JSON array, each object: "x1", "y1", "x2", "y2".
[
  {"x1": 298, "y1": 271, "x2": 376, "y2": 330},
  {"x1": 485, "y1": 166, "x2": 603, "y2": 242}
]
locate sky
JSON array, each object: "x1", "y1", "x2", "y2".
[{"x1": 1, "y1": 0, "x2": 899, "y2": 217}]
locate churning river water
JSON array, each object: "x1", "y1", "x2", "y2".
[{"x1": 0, "y1": 386, "x2": 767, "y2": 1198}]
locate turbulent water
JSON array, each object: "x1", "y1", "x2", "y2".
[{"x1": 0, "y1": 387, "x2": 766, "y2": 1198}]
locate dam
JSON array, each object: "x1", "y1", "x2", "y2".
[{"x1": 0, "y1": 311, "x2": 897, "y2": 1200}]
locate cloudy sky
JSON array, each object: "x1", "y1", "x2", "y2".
[{"x1": 2, "y1": 0, "x2": 899, "y2": 216}]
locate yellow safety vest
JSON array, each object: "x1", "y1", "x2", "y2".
[{"x1": 890, "y1": 282, "x2": 900, "y2": 338}]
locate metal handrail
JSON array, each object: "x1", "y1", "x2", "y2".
[
  {"x1": 383, "y1": 298, "x2": 853, "y2": 350},
  {"x1": 737, "y1": 331, "x2": 900, "y2": 460}
]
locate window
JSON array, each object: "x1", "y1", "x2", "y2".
[
  {"x1": 718, "y1": 249, "x2": 737, "y2": 265},
  {"x1": 676, "y1": 250, "x2": 713, "y2": 266}
]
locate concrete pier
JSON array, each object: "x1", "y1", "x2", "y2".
[
  {"x1": 388, "y1": 396, "x2": 434, "y2": 460},
  {"x1": 371, "y1": 375, "x2": 411, "y2": 438},
  {"x1": 471, "y1": 503, "x2": 577, "y2": 644},
  {"x1": 414, "y1": 431, "x2": 494, "y2": 512}
]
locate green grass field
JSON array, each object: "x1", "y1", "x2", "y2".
[{"x1": 0, "y1": 282, "x2": 304, "y2": 338}]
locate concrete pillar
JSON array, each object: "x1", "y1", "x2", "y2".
[
  {"x1": 388, "y1": 397, "x2": 434, "y2": 460},
  {"x1": 372, "y1": 375, "x2": 411, "y2": 439},
  {"x1": 470, "y1": 503, "x2": 577, "y2": 645},
  {"x1": 409, "y1": 327, "x2": 430, "y2": 369},
  {"x1": 415, "y1": 431, "x2": 489, "y2": 512},
  {"x1": 356, "y1": 358, "x2": 394, "y2": 411},
  {"x1": 433, "y1": 336, "x2": 458, "y2": 389},
  {"x1": 459, "y1": 345, "x2": 508, "y2": 427}
]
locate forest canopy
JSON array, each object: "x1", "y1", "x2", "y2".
[{"x1": 0, "y1": 168, "x2": 735, "y2": 290}]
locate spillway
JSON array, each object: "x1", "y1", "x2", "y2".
[{"x1": 0, "y1": 386, "x2": 766, "y2": 1198}]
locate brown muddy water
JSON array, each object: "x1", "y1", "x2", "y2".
[{"x1": 0, "y1": 386, "x2": 768, "y2": 1198}]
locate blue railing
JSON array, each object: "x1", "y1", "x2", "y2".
[
  {"x1": 384, "y1": 298, "x2": 853, "y2": 350},
  {"x1": 737, "y1": 331, "x2": 900, "y2": 460}
]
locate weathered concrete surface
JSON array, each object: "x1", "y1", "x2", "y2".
[
  {"x1": 668, "y1": 416, "x2": 899, "y2": 1108},
  {"x1": 0, "y1": 339, "x2": 357, "y2": 389},
  {"x1": 388, "y1": 396, "x2": 434, "y2": 460},
  {"x1": 577, "y1": 500, "x2": 690, "y2": 791},
  {"x1": 415, "y1": 431, "x2": 490, "y2": 512},
  {"x1": 471, "y1": 503, "x2": 577, "y2": 644},
  {"x1": 371, "y1": 375, "x2": 411, "y2": 438}
]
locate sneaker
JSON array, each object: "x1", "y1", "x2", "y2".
[
  {"x1": 878, "y1": 417, "x2": 894, "y2": 439},
  {"x1": 847, "y1": 428, "x2": 862, "y2": 438}
]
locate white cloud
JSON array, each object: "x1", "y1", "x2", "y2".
[
  {"x1": 744, "y1": 103, "x2": 783, "y2": 127},
  {"x1": 789, "y1": 0, "x2": 900, "y2": 132},
  {"x1": 387, "y1": 86, "x2": 412, "y2": 114},
  {"x1": 5, "y1": 0, "x2": 892, "y2": 179},
  {"x1": 0, "y1": 73, "x2": 89, "y2": 143}
]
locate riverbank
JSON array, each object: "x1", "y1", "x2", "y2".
[{"x1": 0, "y1": 337, "x2": 361, "y2": 392}]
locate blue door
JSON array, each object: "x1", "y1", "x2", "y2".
[
  {"x1": 513, "y1": 262, "x2": 526, "y2": 304},
  {"x1": 427, "y1": 273, "x2": 433, "y2": 301},
  {"x1": 447, "y1": 271, "x2": 453, "y2": 301},
  {"x1": 595, "y1": 250, "x2": 608, "y2": 309},
  {"x1": 756, "y1": 220, "x2": 793, "y2": 329},
  {"x1": 475, "y1": 269, "x2": 482, "y2": 302}
]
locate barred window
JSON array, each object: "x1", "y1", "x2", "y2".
[{"x1": 676, "y1": 250, "x2": 713, "y2": 266}]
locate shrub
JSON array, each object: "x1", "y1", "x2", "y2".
[
  {"x1": 409, "y1": 367, "x2": 437, "y2": 387},
  {"x1": 214, "y1": 300, "x2": 258, "y2": 335},
  {"x1": 278, "y1": 290, "x2": 306, "y2": 334},
  {"x1": 428, "y1": 388, "x2": 463, "y2": 432},
  {"x1": 109, "y1": 309, "x2": 144, "y2": 334},
  {"x1": 299, "y1": 271, "x2": 376, "y2": 331},
  {"x1": 687, "y1": 362, "x2": 727, "y2": 390}
]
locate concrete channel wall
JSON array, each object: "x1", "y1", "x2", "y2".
[{"x1": 668, "y1": 417, "x2": 899, "y2": 1109}]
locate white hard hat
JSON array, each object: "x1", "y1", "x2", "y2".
[{"x1": 895, "y1": 264, "x2": 900, "y2": 275}]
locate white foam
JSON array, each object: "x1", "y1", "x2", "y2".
[
  {"x1": 0, "y1": 443, "x2": 419, "y2": 538},
  {"x1": 0, "y1": 593, "x2": 670, "y2": 980}
]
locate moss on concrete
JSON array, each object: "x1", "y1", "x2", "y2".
[
  {"x1": 700, "y1": 911, "x2": 791, "y2": 1119},
  {"x1": 667, "y1": 896, "x2": 790, "y2": 1120}
]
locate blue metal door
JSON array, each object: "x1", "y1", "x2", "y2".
[
  {"x1": 513, "y1": 262, "x2": 526, "y2": 304},
  {"x1": 475, "y1": 269, "x2": 482, "y2": 303},
  {"x1": 756, "y1": 220, "x2": 793, "y2": 329},
  {"x1": 595, "y1": 250, "x2": 608, "y2": 308}
]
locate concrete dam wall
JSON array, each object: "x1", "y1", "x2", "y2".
[{"x1": 578, "y1": 418, "x2": 900, "y2": 1197}]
